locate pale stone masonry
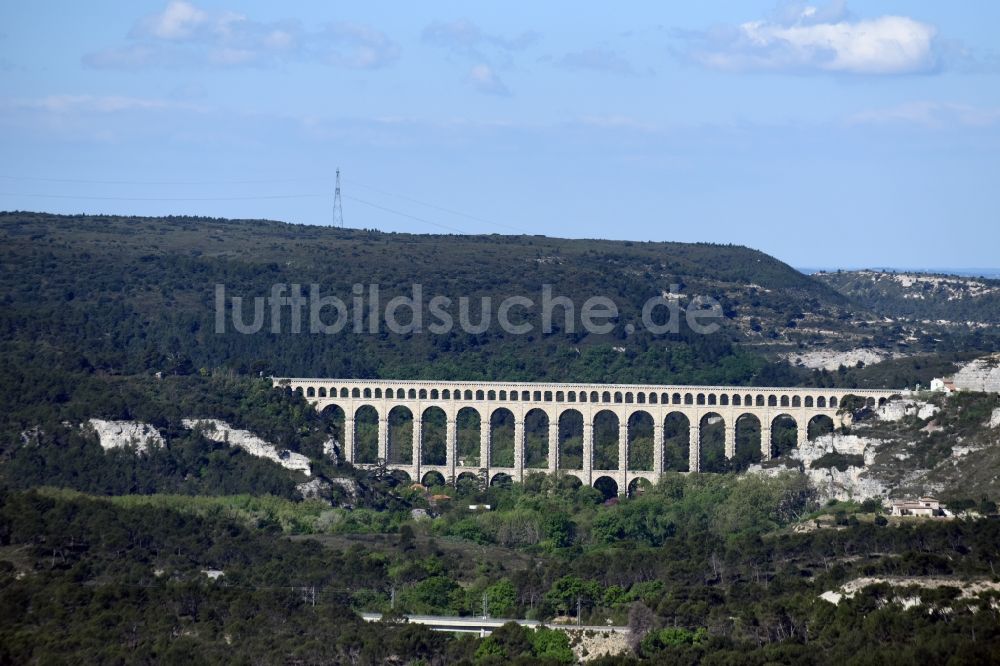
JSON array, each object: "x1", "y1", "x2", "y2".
[{"x1": 275, "y1": 378, "x2": 897, "y2": 495}]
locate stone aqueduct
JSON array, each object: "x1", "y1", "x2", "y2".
[{"x1": 276, "y1": 378, "x2": 898, "y2": 495}]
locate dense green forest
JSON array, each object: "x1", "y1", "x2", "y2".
[
  {"x1": 4, "y1": 211, "x2": 1000, "y2": 663},
  {"x1": 0, "y1": 211, "x2": 844, "y2": 386},
  {"x1": 2, "y1": 211, "x2": 992, "y2": 437},
  {"x1": 3, "y1": 479, "x2": 1000, "y2": 664}
]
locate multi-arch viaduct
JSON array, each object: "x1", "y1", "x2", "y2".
[{"x1": 274, "y1": 378, "x2": 899, "y2": 495}]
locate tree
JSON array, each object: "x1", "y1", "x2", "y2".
[
  {"x1": 531, "y1": 627, "x2": 574, "y2": 663},
  {"x1": 627, "y1": 602, "x2": 655, "y2": 653},
  {"x1": 486, "y1": 579, "x2": 516, "y2": 618}
]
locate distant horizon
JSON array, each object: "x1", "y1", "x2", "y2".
[
  {"x1": 798, "y1": 267, "x2": 1000, "y2": 279},
  {"x1": 2, "y1": 1, "x2": 999, "y2": 268},
  {"x1": 5, "y1": 206, "x2": 1000, "y2": 277}
]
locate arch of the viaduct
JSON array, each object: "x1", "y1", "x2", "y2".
[{"x1": 275, "y1": 378, "x2": 899, "y2": 494}]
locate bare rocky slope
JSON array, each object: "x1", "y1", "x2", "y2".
[
  {"x1": 815, "y1": 269, "x2": 1000, "y2": 324},
  {"x1": 754, "y1": 390, "x2": 1000, "y2": 503}
]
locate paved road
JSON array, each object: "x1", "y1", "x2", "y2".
[{"x1": 359, "y1": 612, "x2": 629, "y2": 636}]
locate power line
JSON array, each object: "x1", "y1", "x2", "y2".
[
  {"x1": 343, "y1": 194, "x2": 466, "y2": 234},
  {"x1": 0, "y1": 191, "x2": 323, "y2": 202},
  {"x1": 0, "y1": 174, "x2": 528, "y2": 235},
  {"x1": 0, "y1": 189, "x2": 466, "y2": 233},
  {"x1": 345, "y1": 177, "x2": 529, "y2": 234},
  {"x1": 1, "y1": 172, "x2": 527, "y2": 235},
  {"x1": 332, "y1": 168, "x2": 344, "y2": 228},
  {"x1": 0, "y1": 174, "x2": 316, "y2": 186}
]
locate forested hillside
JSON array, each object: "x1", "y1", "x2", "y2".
[
  {"x1": 4, "y1": 479, "x2": 1000, "y2": 664},
  {"x1": 4, "y1": 212, "x2": 1000, "y2": 663},
  {"x1": 815, "y1": 270, "x2": 1000, "y2": 324},
  {"x1": 1, "y1": 210, "x2": 848, "y2": 386}
]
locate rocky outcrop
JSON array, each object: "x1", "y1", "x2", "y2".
[
  {"x1": 796, "y1": 432, "x2": 879, "y2": 466},
  {"x1": 786, "y1": 349, "x2": 894, "y2": 372},
  {"x1": 877, "y1": 399, "x2": 938, "y2": 422},
  {"x1": 989, "y1": 408, "x2": 1000, "y2": 429},
  {"x1": 296, "y1": 478, "x2": 331, "y2": 500},
  {"x1": 805, "y1": 466, "x2": 889, "y2": 502},
  {"x1": 329, "y1": 477, "x2": 358, "y2": 498},
  {"x1": 182, "y1": 418, "x2": 311, "y2": 476},
  {"x1": 951, "y1": 354, "x2": 1000, "y2": 393},
  {"x1": 323, "y1": 437, "x2": 341, "y2": 463},
  {"x1": 798, "y1": 433, "x2": 889, "y2": 501},
  {"x1": 86, "y1": 419, "x2": 163, "y2": 453},
  {"x1": 749, "y1": 431, "x2": 888, "y2": 502}
]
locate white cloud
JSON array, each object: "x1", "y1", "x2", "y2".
[
  {"x1": 423, "y1": 19, "x2": 536, "y2": 96},
  {"x1": 323, "y1": 22, "x2": 400, "y2": 70},
  {"x1": 133, "y1": 1, "x2": 209, "y2": 40},
  {"x1": 685, "y1": 3, "x2": 939, "y2": 75},
  {"x1": 85, "y1": 2, "x2": 398, "y2": 70},
  {"x1": 467, "y1": 65, "x2": 510, "y2": 96},
  {"x1": 848, "y1": 101, "x2": 1000, "y2": 128}
]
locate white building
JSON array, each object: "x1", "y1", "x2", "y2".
[
  {"x1": 930, "y1": 378, "x2": 956, "y2": 393},
  {"x1": 890, "y1": 497, "x2": 945, "y2": 517}
]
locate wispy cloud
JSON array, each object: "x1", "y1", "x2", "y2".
[
  {"x1": 2, "y1": 94, "x2": 202, "y2": 114},
  {"x1": 84, "y1": 1, "x2": 399, "y2": 70},
  {"x1": 422, "y1": 18, "x2": 538, "y2": 96},
  {"x1": 422, "y1": 19, "x2": 538, "y2": 59},
  {"x1": 556, "y1": 48, "x2": 635, "y2": 76},
  {"x1": 847, "y1": 101, "x2": 1000, "y2": 128},
  {"x1": 680, "y1": 2, "x2": 940, "y2": 75},
  {"x1": 573, "y1": 115, "x2": 658, "y2": 132},
  {"x1": 466, "y1": 64, "x2": 510, "y2": 96}
]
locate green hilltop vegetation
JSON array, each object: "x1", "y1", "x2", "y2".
[
  {"x1": 815, "y1": 269, "x2": 1000, "y2": 324},
  {"x1": 0, "y1": 210, "x2": 848, "y2": 386},
  {"x1": 4, "y1": 210, "x2": 993, "y2": 397}
]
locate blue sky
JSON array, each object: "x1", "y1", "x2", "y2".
[{"x1": 1, "y1": 1, "x2": 998, "y2": 268}]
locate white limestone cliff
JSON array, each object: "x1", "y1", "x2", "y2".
[
  {"x1": 86, "y1": 419, "x2": 164, "y2": 453},
  {"x1": 296, "y1": 479, "x2": 329, "y2": 500},
  {"x1": 182, "y1": 418, "x2": 311, "y2": 476},
  {"x1": 877, "y1": 399, "x2": 938, "y2": 422},
  {"x1": 801, "y1": 431, "x2": 889, "y2": 501},
  {"x1": 786, "y1": 348, "x2": 894, "y2": 372},
  {"x1": 750, "y1": 431, "x2": 889, "y2": 502},
  {"x1": 951, "y1": 354, "x2": 1000, "y2": 393}
]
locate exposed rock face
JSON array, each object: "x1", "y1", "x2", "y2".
[
  {"x1": 796, "y1": 433, "x2": 890, "y2": 501},
  {"x1": 951, "y1": 355, "x2": 1000, "y2": 393},
  {"x1": 877, "y1": 399, "x2": 939, "y2": 422},
  {"x1": 19, "y1": 426, "x2": 42, "y2": 446},
  {"x1": 786, "y1": 348, "x2": 893, "y2": 372},
  {"x1": 329, "y1": 477, "x2": 358, "y2": 498},
  {"x1": 805, "y1": 466, "x2": 889, "y2": 503},
  {"x1": 991, "y1": 408, "x2": 1000, "y2": 429},
  {"x1": 564, "y1": 629, "x2": 629, "y2": 662},
  {"x1": 182, "y1": 418, "x2": 311, "y2": 475},
  {"x1": 749, "y1": 431, "x2": 888, "y2": 502},
  {"x1": 323, "y1": 437, "x2": 341, "y2": 463},
  {"x1": 86, "y1": 419, "x2": 163, "y2": 453},
  {"x1": 796, "y1": 432, "x2": 879, "y2": 466},
  {"x1": 296, "y1": 478, "x2": 331, "y2": 500}
]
